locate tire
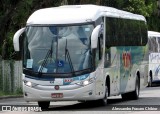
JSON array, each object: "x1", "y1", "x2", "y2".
[
  {"x1": 122, "y1": 77, "x2": 140, "y2": 100},
  {"x1": 130, "y1": 77, "x2": 140, "y2": 100},
  {"x1": 121, "y1": 92, "x2": 130, "y2": 100},
  {"x1": 38, "y1": 101, "x2": 50, "y2": 110},
  {"x1": 98, "y1": 84, "x2": 108, "y2": 106}
]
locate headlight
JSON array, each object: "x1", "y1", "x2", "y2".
[
  {"x1": 24, "y1": 80, "x2": 38, "y2": 87},
  {"x1": 83, "y1": 80, "x2": 89, "y2": 85},
  {"x1": 26, "y1": 81, "x2": 32, "y2": 87},
  {"x1": 76, "y1": 77, "x2": 96, "y2": 86}
]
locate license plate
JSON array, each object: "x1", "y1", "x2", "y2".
[{"x1": 51, "y1": 93, "x2": 63, "y2": 98}]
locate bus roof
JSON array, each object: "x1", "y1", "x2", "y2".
[
  {"x1": 148, "y1": 31, "x2": 160, "y2": 37},
  {"x1": 27, "y1": 5, "x2": 146, "y2": 25}
]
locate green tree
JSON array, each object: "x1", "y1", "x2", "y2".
[
  {"x1": 0, "y1": 0, "x2": 63, "y2": 59},
  {"x1": 123, "y1": 0, "x2": 157, "y2": 17}
]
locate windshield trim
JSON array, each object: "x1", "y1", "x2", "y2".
[
  {"x1": 23, "y1": 67, "x2": 94, "y2": 78},
  {"x1": 26, "y1": 22, "x2": 95, "y2": 27}
]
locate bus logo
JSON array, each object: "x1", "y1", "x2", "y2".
[
  {"x1": 55, "y1": 85, "x2": 60, "y2": 90},
  {"x1": 122, "y1": 51, "x2": 131, "y2": 70}
]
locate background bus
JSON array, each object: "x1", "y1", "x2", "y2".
[
  {"x1": 13, "y1": 5, "x2": 148, "y2": 109},
  {"x1": 148, "y1": 31, "x2": 160, "y2": 87}
]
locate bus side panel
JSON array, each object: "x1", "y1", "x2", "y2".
[
  {"x1": 104, "y1": 47, "x2": 121, "y2": 96},
  {"x1": 139, "y1": 45, "x2": 149, "y2": 89},
  {"x1": 117, "y1": 46, "x2": 148, "y2": 93},
  {"x1": 104, "y1": 45, "x2": 148, "y2": 95},
  {"x1": 149, "y1": 53, "x2": 160, "y2": 82}
]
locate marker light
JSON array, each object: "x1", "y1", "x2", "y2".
[{"x1": 76, "y1": 77, "x2": 96, "y2": 86}]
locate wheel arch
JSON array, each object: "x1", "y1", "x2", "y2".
[
  {"x1": 105, "y1": 75, "x2": 110, "y2": 97},
  {"x1": 136, "y1": 71, "x2": 140, "y2": 88},
  {"x1": 149, "y1": 70, "x2": 153, "y2": 79}
]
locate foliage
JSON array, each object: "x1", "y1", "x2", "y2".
[
  {"x1": 147, "y1": 16, "x2": 160, "y2": 31},
  {"x1": 0, "y1": 0, "x2": 62, "y2": 59},
  {"x1": 123, "y1": 0, "x2": 157, "y2": 17},
  {"x1": 0, "y1": 90, "x2": 23, "y2": 96},
  {"x1": 15, "y1": 87, "x2": 23, "y2": 95}
]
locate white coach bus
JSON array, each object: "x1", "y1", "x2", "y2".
[
  {"x1": 13, "y1": 5, "x2": 148, "y2": 109},
  {"x1": 148, "y1": 31, "x2": 160, "y2": 86}
]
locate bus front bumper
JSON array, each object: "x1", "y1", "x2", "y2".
[{"x1": 23, "y1": 82, "x2": 97, "y2": 102}]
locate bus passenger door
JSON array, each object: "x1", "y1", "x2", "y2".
[
  {"x1": 95, "y1": 36, "x2": 104, "y2": 96},
  {"x1": 114, "y1": 53, "x2": 120, "y2": 95},
  {"x1": 110, "y1": 48, "x2": 120, "y2": 95}
]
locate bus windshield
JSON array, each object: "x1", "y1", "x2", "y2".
[{"x1": 23, "y1": 24, "x2": 94, "y2": 76}]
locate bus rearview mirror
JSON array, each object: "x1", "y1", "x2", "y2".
[
  {"x1": 91, "y1": 25, "x2": 101, "y2": 49},
  {"x1": 13, "y1": 28, "x2": 25, "y2": 51}
]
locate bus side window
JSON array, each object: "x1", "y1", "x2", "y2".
[
  {"x1": 139, "y1": 21, "x2": 148, "y2": 46},
  {"x1": 150, "y1": 37, "x2": 158, "y2": 52},
  {"x1": 118, "y1": 18, "x2": 125, "y2": 46},
  {"x1": 157, "y1": 37, "x2": 160, "y2": 52},
  {"x1": 148, "y1": 38, "x2": 152, "y2": 52}
]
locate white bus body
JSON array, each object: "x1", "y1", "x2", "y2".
[
  {"x1": 148, "y1": 31, "x2": 160, "y2": 86},
  {"x1": 13, "y1": 5, "x2": 148, "y2": 109}
]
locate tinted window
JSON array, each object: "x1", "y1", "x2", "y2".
[
  {"x1": 149, "y1": 37, "x2": 158, "y2": 52},
  {"x1": 105, "y1": 17, "x2": 148, "y2": 47},
  {"x1": 139, "y1": 21, "x2": 148, "y2": 45}
]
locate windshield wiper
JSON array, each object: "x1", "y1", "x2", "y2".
[
  {"x1": 65, "y1": 39, "x2": 75, "y2": 73},
  {"x1": 38, "y1": 39, "x2": 54, "y2": 76}
]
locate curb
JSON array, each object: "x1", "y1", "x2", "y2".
[{"x1": 0, "y1": 95, "x2": 23, "y2": 100}]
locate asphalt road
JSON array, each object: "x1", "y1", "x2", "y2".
[{"x1": 0, "y1": 86, "x2": 160, "y2": 114}]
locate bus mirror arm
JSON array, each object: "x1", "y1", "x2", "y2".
[
  {"x1": 91, "y1": 25, "x2": 101, "y2": 49},
  {"x1": 13, "y1": 28, "x2": 25, "y2": 51}
]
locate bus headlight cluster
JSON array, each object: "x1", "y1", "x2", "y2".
[
  {"x1": 76, "y1": 77, "x2": 96, "y2": 86},
  {"x1": 24, "y1": 80, "x2": 38, "y2": 87}
]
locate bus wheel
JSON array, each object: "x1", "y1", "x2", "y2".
[
  {"x1": 38, "y1": 101, "x2": 50, "y2": 110},
  {"x1": 130, "y1": 76, "x2": 140, "y2": 100},
  {"x1": 121, "y1": 93, "x2": 129, "y2": 100},
  {"x1": 148, "y1": 75, "x2": 152, "y2": 87},
  {"x1": 98, "y1": 84, "x2": 108, "y2": 106}
]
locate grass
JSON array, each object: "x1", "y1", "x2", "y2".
[{"x1": 0, "y1": 91, "x2": 23, "y2": 97}]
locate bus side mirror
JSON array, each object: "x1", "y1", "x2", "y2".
[
  {"x1": 91, "y1": 25, "x2": 101, "y2": 49},
  {"x1": 13, "y1": 28, "x2": 25, "y2": 51}
]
